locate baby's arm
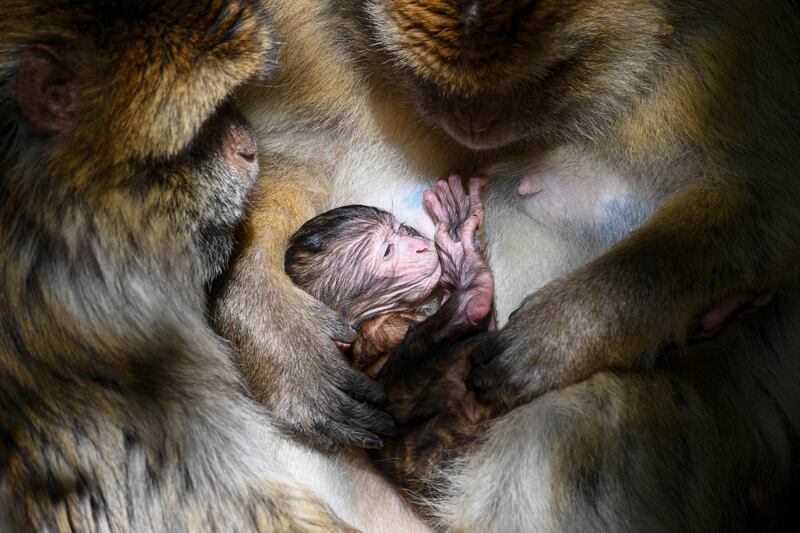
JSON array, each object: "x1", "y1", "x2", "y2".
[
  {"x1": 371, "y1": 178, "x2": 496, "y2": 512},
  {"x1": 424, "y1": 176, "x2": 494, "y2": 327}
]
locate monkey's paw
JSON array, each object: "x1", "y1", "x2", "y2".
[
  {"x1": 466, "y1": 292, "x2": 593, "y2": 409},
  {"x1": 249, "y1": 286, "x2": 398, "y2": 451}
]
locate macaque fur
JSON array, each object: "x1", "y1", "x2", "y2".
[
  {"x1": 221, "y1": 0, "x2": 800, "y2": 530},
  {"x1": 0, "y1": 2, "x2": 429, "y2": 532}
]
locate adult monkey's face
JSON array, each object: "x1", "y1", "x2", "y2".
[{"x1": 359, "y1": 0, "x2": 670, "y2": 150}]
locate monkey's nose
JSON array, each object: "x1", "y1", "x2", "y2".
[{"x1": 451, "y1": 100, "x2": 499, "y2": 135}]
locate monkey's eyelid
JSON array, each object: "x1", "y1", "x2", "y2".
[{"x1": 399, "y1": 223, "x2": 421, "y2": 237}]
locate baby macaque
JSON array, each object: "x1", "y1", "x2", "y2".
[
  {"x1": 285, "y1": 205, "x2": 439, "y2": 376},
  {"x1": 286, "y1": 177, "x2": 497, "y2": 504},
  {"x1": 285, "y1": 176, "x2": 492, "y2": 377}
]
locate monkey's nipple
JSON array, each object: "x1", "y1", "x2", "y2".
[{"x1": 518, "y1": 173, "x2": 544, "y2": 196}]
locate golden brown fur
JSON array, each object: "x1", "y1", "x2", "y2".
[
  {"x1": 0, "y1": 1, "x2": 357, "y2": 530},
  {"x1": 220, "y1": 0, "x2": 800, "y2": 530},
  {"x1": 350, "y1": 311, "x2": 427, "y2": 377}
]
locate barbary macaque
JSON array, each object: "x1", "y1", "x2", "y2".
[
  {"x1": 286, "y1": 203, "x2": 437, "y2": 376},
  {"x1": 0, "y1": 2, "x2": 432, "y2": 531},
  {"x1": 221, "y1": 0, "x2": 800, "y2": 529},
  {"x1": 284, "y1": 176, "x2": 491, "y2": 377}
]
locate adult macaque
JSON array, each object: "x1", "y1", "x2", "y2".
[
  {"x1": 222, "y1": 0, "x2": 800, "y2": 529},
  {"x1": 0, "y1": 2, "x2": 430, "y2": 531}
]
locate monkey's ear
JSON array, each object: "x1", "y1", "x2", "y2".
[{"x1": 15, "y1": 45, "x2": 78, "y2": 135}]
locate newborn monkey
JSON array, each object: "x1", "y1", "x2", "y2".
[
  {"x1": 286, "y1": 177, "x2": 496, "y2": 501},
  {"x1": 285, "y1": 205, "x2": 440, "y2": 376},
  {"x1": 285, "y1": 176, "x2": 492, "y2": 378}
]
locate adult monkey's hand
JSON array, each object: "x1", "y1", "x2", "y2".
[
  {"x1": 469, "y1": 181, "x2": 789, "y2": 411},
  {"x1": 213, "y1": 164, "x2": 396, "y2": 451}
]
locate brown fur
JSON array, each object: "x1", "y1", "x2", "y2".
[
  {"x1": 223, "y1": 0, "x2": 800, "y2": 530},
  {"x1": 350, "y1": 311, "x2": 428, "y2": 378},
  {"x1": 0, "y1": 2, "x2": 354, "y2": 530},
  {"x1": 370, "y1": 295, "x2": 495, "y2": 516}
]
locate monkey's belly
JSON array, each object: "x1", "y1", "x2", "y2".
[{"x1": 515, "y1": 145, "x2": 659, "y2": 247}]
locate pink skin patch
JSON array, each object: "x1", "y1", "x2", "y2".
[
  {"x1": 335, "y1": 226, "x2": 441, "y2": 352},
  {"x1": 517, "y1": 173, "x2": 544, "y2": 196},
  {"x1": 424, "y1": 176, "x2": 494, "y2": 327},
  {"x1": 338, "y1": 175, "x2": 493, "y2": 355},
  {"x1": 373, "y1": 230, "x2": 442, "y2": 307},
  {"x1": 692, "y1": 289, "x2": 776, "y2": 337}
]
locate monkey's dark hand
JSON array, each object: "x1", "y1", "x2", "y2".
[
  {"x1": 466, "y1": 280, "x2": 595, "y2": 410},
  {"x1": 468, "y1": 277, "x2": 782, "y2": 411},
  {"x1": 215, "y1": 264, "x2": 396, "y2": 451},
  {"x1": 279, "y1": 284, "x2": 400, "y2": 449},
  {"x1": 277, "y1": 286, "x2": 398, "y2": 450}
]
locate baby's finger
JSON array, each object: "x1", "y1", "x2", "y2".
[
  {"x1": 468, "y1": 177, "x2": 484, "y2": 202},
  {"x1": 423, "y1": 189, "x2": 446, "y2": 225},
  {"x1": 435, "y1": 221, "x2": 454, "y2": 246},
  {"x1": 460, "y1": 213, "x2": 481, "y2": 253},
  {"x1": 440, "y1": 174, "x2": 466, "y2": 217},
  {"x1": 447, "y1": 174, "x2": 465, "y2": 197},
  {"x1": 468, "y1": 179, "x2": 483, "y2": 213},
  {"x1": 438, "y1": 178, "x2": 460, "y2": 221},
  {"x1": 449, "y1": 174, "x2": 470, "y2": 216},
  {"x1": 447, "y1": 174, "x2": 467, "y2": 199},
  {"x1": 435, "y1": 222, "x2": 459, "y2": 255}
]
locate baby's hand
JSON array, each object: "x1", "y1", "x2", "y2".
[
  {"x1": 424, "y1": 175, "x2": 488, "y2": 255},
  {"x1": 424, "y1": 177, "x2": 493, "y2": 326}
]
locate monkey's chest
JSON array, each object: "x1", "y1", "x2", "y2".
[{"x1": 328, "y1": 142, "x2": 659, "y2": 323}]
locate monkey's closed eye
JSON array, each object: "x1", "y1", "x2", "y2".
[
  {"x1": 399, "y1": 223, "x2": 421, "y2": 238},
  {"x1": 383, "y1": 244, "x2": 394, "y2": 258}
]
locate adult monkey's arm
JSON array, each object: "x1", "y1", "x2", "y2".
[{"x1": 213, "y1": 155, "x2": 396, "y2": 450}]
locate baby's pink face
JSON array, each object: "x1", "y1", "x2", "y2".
[{"x1": 368, "y1": 220, "x2": 441, "y2": 310}]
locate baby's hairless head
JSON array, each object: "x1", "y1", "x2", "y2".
[{"x1": 285, "y1": 205, "x2": 442, "y2": 323}]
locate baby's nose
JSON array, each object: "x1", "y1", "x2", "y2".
[
  {"x1": 402, "y1": 237, "x2": 433, "y2": 254},
  {"x1": 414, "y1": 239, "x2": 434, "y2": 253}
]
